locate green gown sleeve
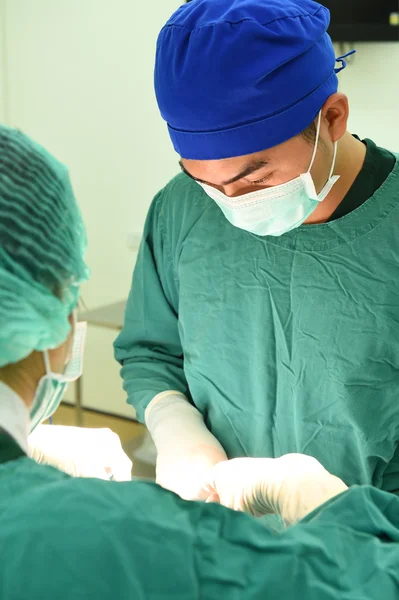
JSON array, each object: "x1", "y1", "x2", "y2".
[
  {"x1": 114, "y1": 185, "x2": 189, "y2": 422},
  {"x1": 2, "y1": 471, "x2": 399, "y2": 599},
  {"x1": 379, "y1": 444, "x2": 399, "y2": 495}
]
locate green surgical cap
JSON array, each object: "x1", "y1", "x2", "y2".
[{"x1": 0, "y1": 125, "x2": 89, "y2": 367}]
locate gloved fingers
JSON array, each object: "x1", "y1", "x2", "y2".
[
  {"x1": 156, "y1": 469, "x2": 211, "y2": 501},
  {"x1": 155, "y1": 449, "x2": 228, "y2": 501},
  {"x1": 73, "y1": 462, "x2": 112, "y2": 480},
  {"x1": 203, "y1": 458, "x2": 283, "y2": 515},
  {"x1": 63, "y1": 455, "x2": 118, "y2": 480},
  {"x1": 28, "y1": 440, "x2": 72, "y2": 470},
  {"x1": 201, "y1": 476, "x2": 217, "y2": 496},
  {"x1": 28, "y1": 425, "x2": 52, "y2": 461},
  {"x1": 84, "y1": 428, "x2": 132, "y2": 481},
  {"x1": 27, "y1": 444, "x2": 45, "y2": 463},
  {"x1": 202, "y1": 460, "x2": 246, "y2": 511},
  {"x1": 205, "y1": 493, "x2": 220, "y2": 504},
  {"x1": 290, "y1": 475, "x2": 348, "y2": 521},
  {"x1": 28, "y1": 425, "x2": 133, "y2": 481},
  {"x1": 201, "y1": 458, "x2": 231, "y2": 491},
  {"x1": 104, "y1": 452, "x2": 133, "y2": 482},
  {"x1": 196, "y1": 485, "x2": 220, "y2": 502},
  {"x1": 30, "y1": 451, "x2": 113, "y2": 480},
  {"x1": 273, "y1": 455, "x2": 349, "y2": 525},
  {"x1": 275, "y1": 453, "x2": 329, "y2": 476}
]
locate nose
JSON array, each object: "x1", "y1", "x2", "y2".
[{"x1": 222, "y1": 181, "x2": 252, "y2": 197}]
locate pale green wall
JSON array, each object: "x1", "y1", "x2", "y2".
[
  {"x1": 0, "y1": 0, "x2": 7, "y2": 124},
  {"x1": 337, "y1": 42, "x2": 399, "y2": 151},
  {"x1": 2, "y1": 0, "x2": 181, "y2": 417}
]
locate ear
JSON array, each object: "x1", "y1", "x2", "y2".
[
  {"x1": 67, "y1": 312, "x2": 75, "y2": 340},
  {"x1": 322, "y1": 93, "x2": 349, "y2": 143}
]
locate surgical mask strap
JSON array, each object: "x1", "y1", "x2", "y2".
[
  {"x1": 307, "y1": 110, "x2": 338, "y2": 179},
  {"x1": 307, "y1": 111, "x2": 323, "y2": 173},
  {"x1": 42, "y1": 310, "x2": 77, "y2": 378},
  {"x1": 43, "y1": 350, "x2": 52, "y2": 376},
  {"x1": 328, "y1": 140, "x2": 338, "y2": 179}
]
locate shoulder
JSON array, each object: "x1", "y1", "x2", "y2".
[
  {"x1": 162, "y1": 171, "x2": 202, "y2": 199},
  {"x1": 0, "y1": 471, "x2": 210, "y2": 597},
  {"x1": 144, "y1": 172, "x2": 217, "y2": 256},
  {"x1": 156, "y1": 172, "x2": 213, "y2": 227}
]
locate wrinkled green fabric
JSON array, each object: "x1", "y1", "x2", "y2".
[
  {"x1": 0, "y1": 126, "x2": 89, "y2": 367},
  {"x1": 115, "y1": 153, "x2": 399, "y2": 495},
  {"x1": 0, "y1": 434, "x2": 399, "y2": 598}
]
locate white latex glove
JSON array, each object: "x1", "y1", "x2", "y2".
[
  {"x1": 145, "y1": 391, "x2": 227, "y2": 501},
  {"x1": 204, "y1": 454, "x2": 348, "y2": 525},
  {"x1": 28, "y1": 425, "x2": 132, "y2": 481}
]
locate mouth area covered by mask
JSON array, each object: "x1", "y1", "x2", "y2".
[
  {"x1": 30, "y1": 318, "x2": 87, "y2": 432},
  {"x1": 199, "y1": 111, "x2": 340, "y2": 237}
]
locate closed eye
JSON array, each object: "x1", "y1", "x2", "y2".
[{"x1": 249, "y1": 174, "x2": 272, "y2": 185}]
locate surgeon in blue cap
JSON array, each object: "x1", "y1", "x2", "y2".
[
  {"x1": 115, "y1": 0, "x2": 399, "y2": 521},
  {"x1": 3, "y1": 123, "x2": 399, "y2": 599}
]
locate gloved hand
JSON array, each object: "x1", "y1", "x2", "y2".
[
  {"x1": 203, "y1": 454, "x2": 348, "y2": 525},
  {"x1": 28, "y1": 425, "x2": 132, "y2": 481},
  {"x1": 145, "y1": 392, "x2": 227, "y2": 501}
]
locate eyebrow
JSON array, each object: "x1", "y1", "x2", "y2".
[{"x1": 179, "y1": 159, "x2": 269, "y2": 187}]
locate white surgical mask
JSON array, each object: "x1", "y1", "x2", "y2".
[
  {"x1": 30, "y1": 316, "x2": 87, "y2": 431},
  {"x1": 199, "y1": 111, "x2": 340, "y2": 237}
]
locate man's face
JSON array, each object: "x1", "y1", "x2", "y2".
[{"x1": 180, "y1": 123, "x2": 333, "y2": 199}]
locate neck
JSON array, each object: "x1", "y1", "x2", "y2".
[
  {"x1": 0, "y1": 359, "x2": 43, "y2": 410},
  {"x1": 305, "y1": 133, "x2": 367, "y2": 224}
]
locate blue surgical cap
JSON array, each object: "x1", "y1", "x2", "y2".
[{"x1": 155, "y1": 0, "x2": 339, "y2": 160}]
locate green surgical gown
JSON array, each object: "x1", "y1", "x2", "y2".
[
  {"x1": 1, "y1": 434, "x2": 399, "y2": 598},
  {"x1": 115, "y1": 154, "x2": 399, "y2": 494}
]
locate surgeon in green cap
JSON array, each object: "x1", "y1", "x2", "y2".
[{"x1": 115, "y1": 0, "x2": 399, "y2": 519}]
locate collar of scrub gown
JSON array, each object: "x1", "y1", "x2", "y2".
[{"x1": 0, "y1": 381, "x2": 29, "y2": 453}]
